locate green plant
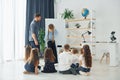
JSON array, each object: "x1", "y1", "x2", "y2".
[
  {"x1": 61, "y1": 9, "x2": 74, "y2": 19},
  {"x1": 38, "y1": 28, "x2": 45, "y2": 53}
]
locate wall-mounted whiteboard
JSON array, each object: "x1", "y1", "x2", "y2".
[{"x1": 45, "y1": 19, "x2": 66, "y2": 48}]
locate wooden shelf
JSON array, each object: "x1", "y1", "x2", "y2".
[
  {"x1": 70, "y1": 44, "x2": 96, "y2": 47},
  {"x1": 65, "y1": 18, "x2": 96, "y2": 22},
  {"x1": 66, "y1": 35, "x2": 95, "y2": 38},
  {"x1": 65, "y1": 27, "x2": 95, "y2": 30}
]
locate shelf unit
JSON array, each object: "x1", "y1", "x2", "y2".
[{"x1": 65, "y1": 10, "x2": 96, "y2": 55}]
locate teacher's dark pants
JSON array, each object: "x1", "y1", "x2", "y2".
[
  {"x1": 29, "y1": 41, "x2": 39, "y2": 49},
  {"x1": 47, "y1": 41, "x2": 58, "y2": 63}
]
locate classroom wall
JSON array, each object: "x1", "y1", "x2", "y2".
[{"x1": 54, "y1": 0, "x2": 120, "y2": 60}]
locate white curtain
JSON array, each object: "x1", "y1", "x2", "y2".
[{"x1": 0, "y1": 0, "x2": 26, "y2": 62}]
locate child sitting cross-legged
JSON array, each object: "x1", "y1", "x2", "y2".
[
  {"x1": 77, "y1": 45, "x2": 92, "y2": 76},
  {"x1": 70, "y1": 48, "x2": 79, "y2": 71},
  {"x1": 42, "y1": 48, "x2": 57, "y2": 73},
  {"x1": 24, "y1": 45, "x2": 32, "y2": 62},
  {"x1": 23, "y1": 48, "x2": 40, "y2": 75}
]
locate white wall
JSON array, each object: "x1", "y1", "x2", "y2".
[
  {"x1": 55, "y1": 0, "x2": 120, "y2": 60},
  {"x1": 55, "y1": 0, "x2": 120, "y2": 41}
]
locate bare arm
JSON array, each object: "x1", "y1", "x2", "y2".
[
  {"x1": 79, "y1": 60, "x2": 82, "y2": 66},
  {"x1": 34, "y1": 60, "x2": 39, "y2": 75},
  {"x1": 35, "y1": 66, "x2": 38, "y2": 74},
  {"x1": 32, "y1": 33, "x2": 38, "y2": 45}
]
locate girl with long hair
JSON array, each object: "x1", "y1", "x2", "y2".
[
  {"x1": 24, "y1": 48, "x2": 40, "y2": 74},
  {"x1": 77, "y1": 44, "x2": 92, "y2": 76},
  {"x1": 24, "y1": 45, "x2": 32, "y2": 62},
  {"x1": 42, "y1": 48, "x2": 57, "y2": 73},
  {"x1": 44, "y1": 24, "x2": 58, "y2": 63}
]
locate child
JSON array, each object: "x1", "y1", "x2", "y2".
[
  {"x1": 77, "y1": 45, "x2": 92, "y2": 76},
  {"x1": 71, "y1": 48, "x2": 79, "y2": 69},
  {"x1": 24, "y1": 48, "x2": 40, "y2": 75},
  {"x1": 24, "y1": 45, "x2": 32, "y2": 62},
  {"x1": 44, "y1": 24, "x2": 58, "y2": 63},
  {"x1": 58, "y1": 44, "x2": 77, "y2": 75},
  {"x1": 42, "y1": 48, "x2": 57, "y2": 73}
]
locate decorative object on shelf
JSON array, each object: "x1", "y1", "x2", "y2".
[
  {"x1": 88, "y1": 21, "x2": 95, "y2": 28},
  {"x1": 75, "y1": 23, "x2": 81, "y2": 28},
  {"x1": 81, "y1": 31, "x2": 91, "y2": 43},
  {"x1": 110, "y1": 31, "x2": 116, "y2": 43},
  {"x1": 81, "y1": 8, "x2": 89, "y2": 19},
  {"x1": 61, "y1": 8, "x2": 74, "y2": 19},
  {"x1": 65, "y1": 22, "x2": 69, "y2": 28},
  {"x1": 67, "y1": 35, "x2": 70, "y2": 37}
]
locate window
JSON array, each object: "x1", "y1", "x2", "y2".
[{"x1": 0, "y1": 0, "x2": 26, "y2": 62}]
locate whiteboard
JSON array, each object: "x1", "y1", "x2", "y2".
[{"x1": 45, "y1": 19, "x2": 66, "y2": 48}]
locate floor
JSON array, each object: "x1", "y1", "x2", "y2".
[{"x1": 0, "y1": 59, "x2": 120, "y2": 80}]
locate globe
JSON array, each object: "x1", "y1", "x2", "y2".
[{"x1": 81, "y1": 8, "x2": 89, "y2": 19}]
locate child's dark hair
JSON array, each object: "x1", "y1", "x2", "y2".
[
  {"x1": 44, "y1": 48, "x2": 55, "y2": 62},
  {"x1": 64, "y1": 44, "x2": 70, "y2": 50},
  {"x1": 72, "y1": 48, "x2": 78, "y2": 54},
  {"x1": 83, "y1": 45, "x2": 92, "y2": 67},
  {"x1": 25, "y1": 45, "x2": 32, "y2": 61}
]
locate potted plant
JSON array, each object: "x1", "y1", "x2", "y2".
[
  {"x1": 38, "y1": 28, "x2": 45, "y2": 57},
  {"x1": 61, "y1": 8, "x2": 74, "y2": 19},
  {"x1": 61, "y1": 9, "x2": 74, "y2": 28}
]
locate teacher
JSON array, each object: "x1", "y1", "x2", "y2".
[{"x1": 29, "y1": 13, "x2": 41, "y2": 49}]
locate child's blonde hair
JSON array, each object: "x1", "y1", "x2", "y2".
[
  {"x1": 29, "y1": 48, "x2": 39, "y2": 65},
  {"x1": 48, "y1": 24, "x2": 54, "y2": 31},
  {"x1": 24, "y1": 45, "x2": 32, "y2": 61}
]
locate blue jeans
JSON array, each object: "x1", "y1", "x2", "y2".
[
  {"x1": 77, "y1": 66, "x2": 90, "y2": 72},
  {"x1": 29, "y1": 41, "x2": 40, "y2": 56},
  {"x1": 24, "y1": 62, "x2": 35, "y2": 72}
]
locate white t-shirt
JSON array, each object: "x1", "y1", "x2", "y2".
[
  {"x1": 79, "y1": 55, "x2": 87, "y2": 68},
  {"x1": 71, "y1": 54, "x2": 79, "y2": 64},
  {"x1": 58, "y1": 51, "x2": 73, "y2": 71}
]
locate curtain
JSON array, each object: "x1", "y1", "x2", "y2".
[
  {"x1": 0, "y1": 0, "x2": 26, "y2": 62},
  {"x1": 25, "y1": 0, "x2": 54, "y2": 45}
]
